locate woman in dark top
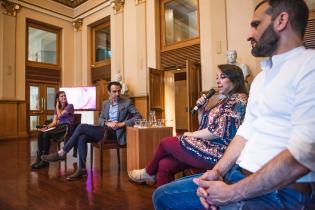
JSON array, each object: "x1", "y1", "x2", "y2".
[
  {"x1": 31, "y1": 91, "x2": 74, "y2": 169},
  {"x1": 128, "y1": 64, "x2": 248, "y2": 186}
]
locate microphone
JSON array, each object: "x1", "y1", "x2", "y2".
[{"x1": 191, "y1": 88, "x2": 216, "y2": 114}]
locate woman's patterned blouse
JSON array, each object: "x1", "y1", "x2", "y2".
[{"x1": 180, "y1": 93, "x2": 248, "y2": 164}]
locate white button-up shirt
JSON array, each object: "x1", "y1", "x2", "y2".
[{"x1": 236, "y1": 46, "x2": 315, "y2": 182}]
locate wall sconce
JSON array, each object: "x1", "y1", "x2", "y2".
[
  {"x1": 110, "y1": 0, "x2": 125, "y2": 13},
  {"x1": 1, "y1": 0, "x2": 21, "y2": 16}
]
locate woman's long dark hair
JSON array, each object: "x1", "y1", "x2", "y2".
[
  {"x1": 55, "y1": 91, "x2": 68, "y2": 109},
  {"x1": 217, "y1": 64, "x2": 248, "y2": 95}
]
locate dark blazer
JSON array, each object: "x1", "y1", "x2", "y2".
[{"x1": 98, "y1": 96, "x2": 142, "y2": 145}]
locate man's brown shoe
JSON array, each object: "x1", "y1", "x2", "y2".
[
  {"x1": 66, "y1": 168, "x2": 87, "y2": 181},
  {"x1": 41, "y1": 152, "x2": 66, "y2": 162}
]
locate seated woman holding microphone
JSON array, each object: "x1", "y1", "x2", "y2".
[{"x1": 128, "y1": 64, "x2": 248, "y2": 187}]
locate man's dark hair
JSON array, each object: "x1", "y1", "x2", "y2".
[
  {"x1": 255, "y1": 0, "x2": 309, "y2": 37},
  {"x1": 217, "y1": 64, "x2": 248, "y2": 95},
  {"x1": 107, "y1": 81, "x2": 122, "y2": 91}
]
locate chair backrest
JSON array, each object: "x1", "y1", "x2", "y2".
[{"x1": 73, "y1": 113, "x2": 82, "y2": 126}]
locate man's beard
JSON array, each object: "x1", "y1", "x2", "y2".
[{"x1": 251, "y1": 23, "x2": 279, "y2": 57}]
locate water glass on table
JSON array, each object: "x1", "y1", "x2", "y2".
[
  {"x1": 140, "y1": 119, "x2": 147, "y2": 128},
  {"x1": 134, "y1": 119, "x2": 141, "y2": 128},
  {"x1": 157, "y1": 119, "x2": 165, "y2": 127}
]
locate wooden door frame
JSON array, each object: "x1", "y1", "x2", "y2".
[{"x1": 26, "y1": 81, "x2": 59, "y2": 136}]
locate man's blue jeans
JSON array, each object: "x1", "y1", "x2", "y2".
[
  {"x1": 152, "y1": 165, "x2": 314, "y2": 210},
  {"x1": 63, "y1": 124, "x2": 104, "y2": 169}
]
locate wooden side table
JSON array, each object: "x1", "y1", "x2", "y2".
[{"x1": 127, "y1": 126, "x2": 173, "y2": 171}]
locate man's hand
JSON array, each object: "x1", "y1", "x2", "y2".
[
  {"x1": 193, "y1": 169, "x2": 223, "y2": 209},
  {"x1": 116, "y1": 122, "x2": 126, "y2": 128},
  {"x1": 55, "y1": 101, "x2": 60, "y2": 110},
  {"x1": 105, "y1": 121, "x2": 126, "y2": 129},
  {"x1": 106, "y1": 121, "x2": 117, "y2": 129},
  {"x1": 195, "y1": 179, "x2": 235, "y2": 209}
]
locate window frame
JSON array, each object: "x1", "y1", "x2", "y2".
[
  {"x1": 26, "y1": 19, "x2": 61, "y2": 70},
  {"x1": 91, "y1": 21, "x2": 111, "y2": 68},
  {"x1": 160, "y1": 0, "x2": 200, "y2": 52}
]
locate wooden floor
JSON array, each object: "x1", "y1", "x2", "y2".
[{"x1": 0, "y1": 138, "x2": 155, "y2": 210}]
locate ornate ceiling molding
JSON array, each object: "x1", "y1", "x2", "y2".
[
  {"x1": 1, "y1": 0, "x2": 21, "y2": 16},
  {"x1": 52, "y1": 0, "x2": 89, "y2": 8}
]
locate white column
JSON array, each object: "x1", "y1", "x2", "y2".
[
  {"x1": 111, "y1": 10, "x2": 124, "y2": 80},
  {"x1": 0, "y1": 9, "x2": 17, "y2": 99},
  {"x1": 74, "y1": 27, "x2": 83, "y2": 86},
  {"x1": 122, "y1": 0, "x2": 147, "y2": 96}
]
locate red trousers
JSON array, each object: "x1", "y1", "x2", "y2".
[{"x1": 145, "y1": 136, "x2": 213, "y2": 186}]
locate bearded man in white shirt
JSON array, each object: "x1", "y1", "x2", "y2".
[{"x1": 152, "y1": 0, "x2": 315, "y2": 209}]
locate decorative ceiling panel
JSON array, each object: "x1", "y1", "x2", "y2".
[{"x1": 52, "y1": 0, "x2": 89, "y2": 8}]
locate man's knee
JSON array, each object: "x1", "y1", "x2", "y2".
[
  {"x1": 76, "y1": 123, "x2": 87, "y2": 130},
  {"x1": 152, "y1": 185, "x2": 169, "y2": 210}
]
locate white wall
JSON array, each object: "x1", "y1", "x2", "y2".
[
  {"x1": 199, "y1": 0, "x2": 227, "y2": 91},
  {"x1": 226, "y1": 0, "x2": 262, "y2": 80}
]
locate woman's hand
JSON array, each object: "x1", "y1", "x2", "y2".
[
  {"x1": 55, "y1": 100, "x2": 60, "y2": 110},
  {"x1": 196, "y1": 94, "x2": 208, "y2": 108},
  {"x1": 183, "y1": 132, "x2": 195, "y2": 137}
]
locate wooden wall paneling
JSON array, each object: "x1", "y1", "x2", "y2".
[
  {"x1": 0, "y1": 102, "x2": 17, "y2": 137},
  {"x1": 160, "y1": 44, "x2": 200, "y2": 69},
  {"x1": 17, "y1": 102, "x2": 27, "y2": 137},
  {"x1": 91, "y1": 65, "x2": 111, "y2": 83},
  {"x1": 131, "y1": 96, "x2": 148, "y2": 120},
  {"x1": 149, "y1": 68, "x2": 164, "y2": 119},
  {"x1": 26, "y1": 67, "x2": 60, "y2": 83},
  {"x1": 175, "y1": 80, "x2": 188, "y2": 130},
  {"x1": 0, "y1": 100, "x2": 27, "y2": 140},
  {"x1": 95, "y1": 80, "x2": 109, "y2": 111}
]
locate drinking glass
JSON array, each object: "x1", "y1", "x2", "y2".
[
  {"x1": 148, "y1": 110, "x2": 156, "y2": 126},
  {"x1": 140, "y1": 119, "x2": 147, "y2": 128},
  {"x1": 157, "y1": 119, "x2": 165, "y2": 127},
  {"x1": 134, "y1": 119, "x2": 141, "y2": 127}
]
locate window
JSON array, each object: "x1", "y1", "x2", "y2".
[
  {"x1": 161, "y1": 0, "x2": 199, "y2": 50},
  {"x1": 26, "y1": 19, "x2": 61, "y2": 69},
  {"x1": 91, "y1": 21, "x2": 111, "y2": 67}
]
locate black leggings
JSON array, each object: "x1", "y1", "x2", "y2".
[{"x1": 37, "y1": 124, "x2": 67, "y2": 154}]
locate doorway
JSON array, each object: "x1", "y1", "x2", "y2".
[
  {"x1": 149, "y1": 60, "x2": 201, "y2": 133},
  {"x1": 165, "y1": 70, "x2": 188, "y2": 133},
  {"x1": 27, "y1": 82, "x2": 59, "y2": 136}
]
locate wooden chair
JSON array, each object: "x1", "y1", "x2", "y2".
[
  {"x1": 55, "y1": 113, "x2": 82, "y2": 157},
  {"x1": 90, "y1": 127, "x2": 126, "y2": 175}
]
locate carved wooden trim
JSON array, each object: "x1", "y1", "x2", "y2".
[
  {"x1": 73, "y1": 18, "x2": 83, "y2": 31},
  {"x1": 1, "y1": 0, "x2": 21, "y2": 16},
  {"x1": 135, "y1": 0, "x2": 146, "y2": 5},
  {"x1": 110, "y1": 0, "x2": 125, "y2": 13}
]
